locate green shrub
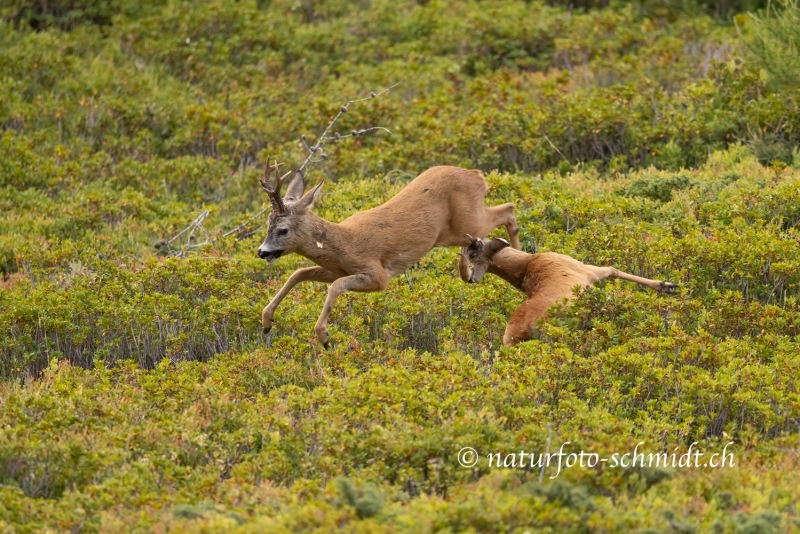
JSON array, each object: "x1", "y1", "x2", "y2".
[
  {"x1": 742, "y1": 0, "x2": 800, "y2": 92},
  {"x1": 621, "y1": 173, "x2": 694, "y2": 202},
  {"x1": 3, "y1": 0, "x2": 163, "y2": 30}
]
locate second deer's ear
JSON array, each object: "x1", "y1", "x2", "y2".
[
  {"x1": 295, "y1": 180, "x2": 324, "y2": 211},
  {"x1": 283, "y1": 171, "x2": 305, "y2": 202},
  {"x1": 488, "y1": 238, "x2": 510, "y2": 255},
  {"x1": 465, "y1": 234, "x2": 484, "y2": 251}
]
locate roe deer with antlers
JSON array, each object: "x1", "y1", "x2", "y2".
[
  {"x1": 257, "y1": 162, "x2": 521, "y2": 348},
  {"x1": 461, "y1": 236, "x2": 678, "y2": 346}
]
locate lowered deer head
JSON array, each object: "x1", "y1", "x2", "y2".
[
  {"x1": 462, "y1": 235, "x2": 510, "y2": 283},
  {"x1": 256, "y1": 163, "x2": 522, "y2": 348}
]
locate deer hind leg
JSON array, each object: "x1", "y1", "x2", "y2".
[
  {"x1": 482, "y1": 202, "x2": 520, "y2": 249},
  {"x1": 262, "y1": 266, "x2": 340, "y2": 334},
  {"x1": 315, "y1": 271, "x2": 389, "y2": 349},
  {"x1": 588, "y1": 266, "x2": 679, "y2": 294},
  {"x1": 502, "y1": 297, "x2": 555, "y2": 346}
]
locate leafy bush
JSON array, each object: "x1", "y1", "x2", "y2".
[
  {"x1": 620, "y1": 173, "x2": 694, "y2": 202},
  {"x1": 2, "y1": 0, "x2": 163, "y2": 30},
  {"x1": 742, "y1": 0, "x2": 800, "y2": 92}
]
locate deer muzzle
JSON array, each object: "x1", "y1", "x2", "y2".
[{"x1": 257, "y1": 247, "x2": 283, "y2": 262}]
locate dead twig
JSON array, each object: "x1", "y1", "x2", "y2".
[
  {"x1": 543, "y1": 134, "x2": 574, "y2": 172},
  {"x1": 221, "y1": 207, "x2": 270, "y2": 239},
  {"x1": 296, "y1": 81, "x2": 400, "y2": 173},
  {"x1": 154, "y1": 210, "x2": 211, "y2": 256},
  {"x1": 156, "y1": 82, "x2": 399, "y2": 256}
]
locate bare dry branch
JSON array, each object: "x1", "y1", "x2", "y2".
[
  {"x1": 298, "y1": 81, "x2": 400, "y2": 174},
  {"x1": 543, "y1": 134, "x2": 574, "y2": 171},
  {"x1": 222, "y1": 207, "x2": 270, "y2": 239},
  {"x1": 155, "y1": 210, "x2": 212, "y2": 256},
  {"x1": 322, "y1": 126, "x2": 392, "y2": 141},
  {"x1": 157, "y1": 81, "x2": 399, "y2": 256}
]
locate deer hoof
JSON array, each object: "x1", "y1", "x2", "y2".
[
  {"x1": 314, "y1": 323, "x2": 330, "y2": 348},
  {"x1": 660, "y1": 281, "x2": 679, "y2": 294}
]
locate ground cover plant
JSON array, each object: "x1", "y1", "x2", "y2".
[{"x1": 1, "y1": 0, "x2": 799, "y2": 532}]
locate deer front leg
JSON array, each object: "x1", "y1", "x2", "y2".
[
  {"x1": 483, "y1": 203, "x2": 521, "y2": 250},
  {"x1": 501, "y1": 203, "x2": 521, "y2": 250},
  {"x1": 262, "y1": 266, "x2": 340, "y2": 334},
  {"x1": 314, "y1": 271, "x2": 389, "y2": 349},
  {"x1": 502, "y1": 297, "x2": 560, "y2": 346}
]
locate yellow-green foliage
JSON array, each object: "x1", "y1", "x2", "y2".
[{"x1": 1, "y1": 0, "x2": 800, "y2": 532}]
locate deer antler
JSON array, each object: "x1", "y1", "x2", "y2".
[
  {"x1": 465, "y1": 233, "x2": 484, "y2": 252},
  {"x1": 259, "y1": 157, "x2": 292, "y2": 216}
]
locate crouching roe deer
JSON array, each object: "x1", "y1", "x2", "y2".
[
  {"x1": 256, "y1": 162, "x2": 521, "y2": 348},
  {"x1": 460, "y1": 236, "x2": 678, "y2": 346}
]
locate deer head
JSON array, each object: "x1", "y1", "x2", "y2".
[
  {"x1": 463, "y1": 235, "x2": 510, "y2": 283},
  {"x1": 257, "y1": 159, "x2": 325, "y2": 262}
]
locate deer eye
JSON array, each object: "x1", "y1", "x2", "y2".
[{"x1": 278, "y1": 228, "x2": 289, "y2": 236}]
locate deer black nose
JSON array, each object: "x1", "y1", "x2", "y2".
[{"x1": 257, "y1": 248, "x2": 284, "y2": 262}]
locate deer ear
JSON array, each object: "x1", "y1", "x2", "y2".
[
  {"x1": 294, "y1": 180, "x2": 324, "y2": 211},
  {"x1": 283, "y1": 171, "x2": 305, "y2": 202},
  {"x1": 465, "y1": 234, "x2": 484, "y2": 252},
  {"x1": 488, "y1": 238, "x2": 510, "y2": 255}
]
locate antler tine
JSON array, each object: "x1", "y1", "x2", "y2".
[
  {"x1": 259, "y1": 156, "x2": 289, "y2": 216},
  {"x1": 259, "y1": 158, "x2": 281, "y2": 190},
  {"x1": 275, "y1": 168, "x2": 293, "y2": 191}
]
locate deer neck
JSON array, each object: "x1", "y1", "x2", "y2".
[
  {"x1": 293, "y1": 211, "x2": 352, "y2": 272},
  {"x1": 488, "y1": 249, "x2": 530, "y2": 292}
]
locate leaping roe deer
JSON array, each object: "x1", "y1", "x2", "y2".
[
  {"x1": 461, "y1": 237, "x2": 678, "y2": 346},
  {"x1": 257, "y1": 161, "x2": 521, "y2": 348}
]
